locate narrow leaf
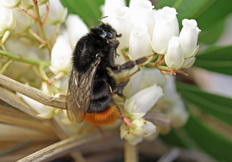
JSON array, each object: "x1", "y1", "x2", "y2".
[
  {"x1": 177, "y1": 82, "x2": 232, "y2": 125},
  {"x1": 194, "y1": 45, "x2": 232, "y2": 75}
]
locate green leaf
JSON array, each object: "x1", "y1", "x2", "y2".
[
  {"x1": 161, "y1": 113, "x2": 232, "y2": 161},
  {"x1": 60, "y1": 0, "x2": 104, "y2": 26},
  {"x1": 196, "y1": 0, "x2": 232, "y2": 32},
  {"x1": 156, "y1": 0, "x2": 217, "y2": 23},
  {"x1": 160, "y1": 129, "x2": 188, "y2": 148},
  {"x1": 176, "y1": 82, "x2": 232, "y2": 126},
  {"x1": 194, "y1": 45, "x2": 232, "y2": 75},
  {"x1": 183, "y1": 114, "x2": 232, "y2": 162},
  {"x1": 199, "y1": 18, "x2": 226, "y2": 45}
]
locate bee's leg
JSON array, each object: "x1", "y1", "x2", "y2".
[
  {"x1": 112, "y1": 53, "x2": 155, "y2": 72},
  {"x1": 119, "y1": 67, "x2": 141, "y2": 83},
  {"x1": 116, "y1": 105, "x2": 134, "y2": 128},
  {"x1": 108, "y1": 76, "x2": 129, "y2": 97}
]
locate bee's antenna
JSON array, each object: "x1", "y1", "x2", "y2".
[{"x1": 98, "y1": 16, "x2": 108, "y2": 23}]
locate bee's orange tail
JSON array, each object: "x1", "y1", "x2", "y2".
[{"x1": 84, "y1": 105, "x2": 118, "y2": 125}]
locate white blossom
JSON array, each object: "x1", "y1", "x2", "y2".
[
  {"x1": 182, "y1": 57, "x2": 196, "y2": 69},
  {"x1": 28, "y1": 0, "x2": 48, "y2": 6},
  {"x1": 152, "y1": 7, "x2": 179, "y2": 54},
  {"x1": 105, "y1": 7, "x2": 132, "y2": 49},
  {"x1": 12, "y1": 8, "x2": 34, "y2": 33},
  {"x1": 125, "y1": 83, "x2": 163, "y2": 114},
  {"x1": 0, "y1": 0, "x2": 21, "y2": 8},
  {"x1": 50, "y1": 32, "x2": 72, "y2": 75},
  {"x1": 157, "y1": 76, "x2": 188, "y2": 127},
  {"x1": 101, "y1": 0, "x2": 126, "y2": 17},
  {"x1": 129, "y1": 0, "x2": 154, "y2": 25},
  {"x1": 17, "y1": 92, "x2": 54, "y2": 119},
  {"x1": 65, "y1": 14, "x2": 88, "y2": 48},
  {"x1": 165, "y1": 36, "x2": 184, "y2": 69},
  {"x1": 179, "y1": 19, "x2": 201, "y2": 58},
  {"x1": 40, "y1": 0, "x2": 67, "y2": 25},
  {"x1": 0, "y1": 4, "x2": 16, "y2": 44},
  {"x1": 129, "y1": 24, "x2": 153, "y2": 60}
]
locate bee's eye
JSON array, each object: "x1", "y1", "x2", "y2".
[
  {"x1": 95, "y1": 53, "x2": 101, "y2": 58},
  {"x1": 106, "y1": 32, "x2": 113, "y2": 39}
]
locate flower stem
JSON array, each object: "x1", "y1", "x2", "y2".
[
  {"x1": 39, "y1": 65, "x2": 49, "y2": 81},
  {"x1": 0, "y1": 50, "x2": 50, "y2": 67},
  {"x1": 0, "y1": 59, "x2": 13, "y2": 74},
  {"x1": 124, "y1": 141, "x2": 138, "y2": 162},
  {"x1": 33, "y1": 0, "x2": 52, "y2": 53}
]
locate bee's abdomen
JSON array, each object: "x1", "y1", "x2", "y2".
[{"x1": 88, "y1": 80, "x2": 112, "y2": 113}]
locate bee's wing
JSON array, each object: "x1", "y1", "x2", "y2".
[{"x1": 66, "y1": 58, "x2": 101, "y2": 122}]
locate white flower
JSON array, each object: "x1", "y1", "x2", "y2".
[
  {"x1": 101, "y1": 0, "x2": 126, "y2": 17},
  {"x1": 28, "y1": 0, "x2": 48, "y2": 6},
  {"x1": 129, "y1": 23, "x2": 153, "y2": 60},
  {"x1": 126, "y1": 83, "x2": 163, "y2": 114},
  {"x1": 12, "y1": 8, "x2": 34, "y2": 33},
  {"x1": 105, "y1": 7, "x2": 132, "y2": 49},
  {"x1": 0, "y1": 0, "x2": 21, "y2": 8},
  {"x1": 17, "y1": 92, "x2": 54, "y2": 119},
  {"x1": 165, "y1": 36, "x2": 184, "y2": 69},
  {"x1": 152, "y1": 7, "x2": 179, "y2": 54},
  {"x1": 65, "y1": 14, "x2": 88, "y2": 48},
  {"x1": 179, "y1": 19, "x2": 201, "y2": 58},
  {"x1": 182, "y1": 57, "x2": 196, "y2": 69},
  {"x1": 40, "y1": 0, "x2": 67, "y2": 25},
  {"x1": 129, "y1": 0, "x2": 154, "y2": 25},
  {"x1": 50, "y1": 32, "x2": 72, "y2": 75},
  {"x1": 20, "y1": 0, "x2": 33, "y2": 9},
  {"x1": 120, "y1": 117, "x2": 157, "y2": 145},
  {"x1": 157, "y1": 76, "x2": 188, "y2": 127},
  {"x1": 0, "y1": 4, "x2": 16, "y2": 44}
]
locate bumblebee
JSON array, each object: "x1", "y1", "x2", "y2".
[{"x1": 66, "y1": 23, "x2": 151, "y2": 125}]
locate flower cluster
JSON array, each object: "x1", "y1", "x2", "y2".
[
  {"x1": 100, "y1": 0, "x2": 198, "y2": 144},
  {"x1": 0, "y1": 0, "x2": 198, "y2": 146},
  {"x1": 0, "y1": 0, "x2": 68, "y2": 116},
  {"x1": 101, "y1": 0, "x2": 200, "y2": 70}
]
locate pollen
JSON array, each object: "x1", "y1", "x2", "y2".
[{"x1": 84, "y1": 105, "x2": 118, "y2": 125}]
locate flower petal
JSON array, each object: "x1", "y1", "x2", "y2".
[{"x1": 127, "y1": 83, "x2": 163, "y2": 114}]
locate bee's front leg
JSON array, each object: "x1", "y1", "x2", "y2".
[{"x1": 112, "y1": 54, "x2": 154, "y2": 72}]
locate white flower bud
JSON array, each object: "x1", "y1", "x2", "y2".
[
  {"x1": 129, "y1": 24, "x2": 153, "y2": 60},
  {"x1": 12, "y1": 8, "x2": 34, "y2": 33},
  {"x1": 182, "y1": 57, "x2": 196, "y2": 69},
  {"x1": 0, "y1": 4, "x2": 15, "y2": 44},
  {"x1": 37, "y1": 0, "x2": 48, "y2": 5},
  {"x1": 40, "y1": 0, "x2": 67, "y2": 25},
  {"x1": 165, "y1": 36, "x2": 184, "y2": 69},
  {"x1": 126, "y1": 83, "x2": 163, "y2": 114},
  {"x1": 65, "y1": 14, "x2": 88, "y2": 49},
  {"x1": 152, "y1": 7, "x2": 179, "y2": 54},
  {"x1": 27, "y1": 0, "x2": 48, "y2": 6},
  {"x1": 50, "y1": 32, "x2": 72, "y2": 75},
  {"x1": 0, "y1": 0, "x2": 21, "y2": 8},
  {"x1": 129, "y1": 0, "x2": 154, "y2": 25},
  {"x1": 142, "y1": 121, "x2": 156, "y2": 137},
  {"x1": 179, "y1": 19, "x2": 201, "y2": 58},
  {"x1": 101, "y1": 0, "x2": 126, "y2": 17},
  {"x1": 106, "y1": 7, "x2": 132, "y2": 49},
  {"x1": 20, "y1": 0, "x2": 33, "y2": 9}
]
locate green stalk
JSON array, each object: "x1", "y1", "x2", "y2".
[{"x1": 0, "y1": 50, "x2": 50, "y2": 67}]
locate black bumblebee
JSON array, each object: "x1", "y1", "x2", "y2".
[{"x1": 66, "y1": 23, "x2": 151, "y2": 125}]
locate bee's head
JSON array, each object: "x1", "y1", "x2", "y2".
[{"x1": 91, "y1": 23, "x2": 121, "y2": 40}]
